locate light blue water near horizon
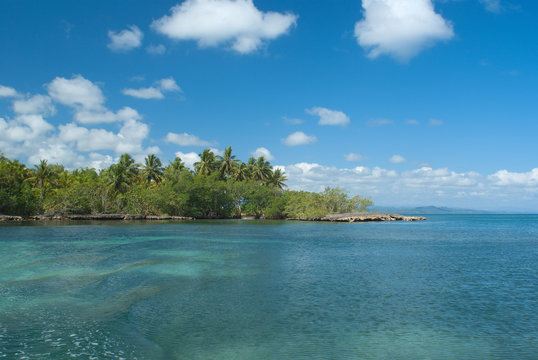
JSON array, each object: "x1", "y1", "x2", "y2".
[{"x1": 0, "y1": 215, "x2": 536, "y2": 359}]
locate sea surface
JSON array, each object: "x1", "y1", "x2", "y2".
[{"x1": 0, "y1": 215, "x2": 536, "y2": 359}]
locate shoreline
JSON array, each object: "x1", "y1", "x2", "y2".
[{"x1": 0, "y1": 213, "x2": 426, "y2": 223}]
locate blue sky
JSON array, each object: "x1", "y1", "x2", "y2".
[{"x1": 1, "y1": 0, "x2": 537, "y2": 211}]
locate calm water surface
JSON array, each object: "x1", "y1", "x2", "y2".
[{"x1": 0, "y1": 215, "x2": 537, "y2": 359}]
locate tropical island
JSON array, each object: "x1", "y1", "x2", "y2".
[{"x1": 0, "y1": 147, "x2": 424, "y2": 222}]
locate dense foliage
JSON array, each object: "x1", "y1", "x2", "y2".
[{"x1": 0, "y1": 148, "x2": 372, "y2": 218}]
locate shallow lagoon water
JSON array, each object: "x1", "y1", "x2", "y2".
[{"x1": 0, "y1": 215, "x2": 537, "y2": 359}]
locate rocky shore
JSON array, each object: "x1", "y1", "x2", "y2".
[
  {"x1": 0, "y1": 213, "x2": 425, "y2": 223},
  {"x1": 290, "y1": 213, "x2": 426, "y2": 222},
  {"x1": 0, "y1": 214, "x2": 194, "y2": 222}
]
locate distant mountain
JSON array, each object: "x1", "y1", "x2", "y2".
[{"x1": 372, "y1": 206, "x2": 497, "y2": 215}]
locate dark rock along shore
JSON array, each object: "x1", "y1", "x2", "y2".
[{"x1": 287, "y1": 213, "x2": 426, "y2": 222}]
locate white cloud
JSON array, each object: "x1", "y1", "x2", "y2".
[
  {"x1": 354, "y1": 0, "x2": 454, "y2": 61},
  {"x1": 209, "y1": 147, "x2": 224, "y2": 156},
  {"x1": 47, "y1": 75, "x2": 143, "y2": 124},
  {"x1": 74, "y1": 106, "x2": 141, "y2": 124},
  {"x1": 0, "y1": 85, "x2": 18, "y2": 98},
  {"x1": 1, "y1": 75, "x2": 156, "y2": 169},
  {"x1": 47, "y1": 75, "x2": 104, "y2": 111},
  {"x1": 13, "y1": 95, "x2": 55, "y2": 115},
  {"x1": 307, "y1": 107, "x2": 350, "y2": 126},
  {"x1": 280, "y1": 163, "x2": 538, "y2": 211},
  {"x1": 389, "y1": 154, "x2": 406, "y2": 164},
  {"x1": 57, "y1": 119, "x2": 155, "y2": 160},
  {"x1": 146, "y1": 44, "x2": 166, "y2": 54},
  {"x1": 108, "y1": 25, "x2": 143, "y2": 52},
  {"x1": 428, "y1": 118, "x2": 443, "y2": 126},
  {"x1": 122, "y1": 77, "x2": 181, "y2": 100},
  {"x1": 28, "y1": 139, "x2": 88, "y2": 167},
  {"x1": 158, "y1": 77, "x2": 181, "y2": 92},
  {"x1": 489, "y1": 168, "x2": 538, "y2": 186},
  {"x1": 345, "y1": 153, "x2": 366, "y2": 162},
  {"x1": 281, "y1": 131, "x2": 317, "y2": 146},
  {"x1": 151, "y1": 0, "x2": 297, "y2": 54},
  {"x1": 480, "y1": 0, "x2": 501, "y2": 12},
  {"x1": 89, "y1": 153, "x2": 115, "y2": 170},
  {"x1": 0, "y1": 114, "x2": 54, "y2": 142},
  {"x1": 251, "y1": 147, "x2": 274, "y2": 161},
  {"x1": 123, "y1": 87, "x2": 164, "y2": 99},
  {"x1": 406, "y1": 119, "x2": 419, "y2": 125},
  {"x1": 175, "y1": 151, "x2": 200, "y2": 170},
  {"x1": 165, "y1": 132, "x2": 213, "y2": 146},
  {"x1": 59, "y1": 123, "x2": 118, "y2": 152}
]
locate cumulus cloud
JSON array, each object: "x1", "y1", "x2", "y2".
[
  {"x1": 158, "y1": 77, "x2": 181, "y2": 92},
  {"x1": 307, "y1": 107, "x2": 350, "y2": 126},
  {"x1": 280, "y1": 163, "x2": 538, "y2": 210},
  {"x1": 88, "y1": 153, "x2": 115, "y2": 170},
  {"x1": 165, "y1": 132, "x2": 213, "y2": 146},
  {"x1": 47, "y1": 75, "x2": 104, "y2": 110},
  {"x1": 175, "y1": 151, "x2": 201, "y2": 170},
  {"x1": 0, "y1": 85, "x2": 18, "y2": 98},
  {"x1": 151, "y1": 0, "x2": 297, "y2": 53},
  {"x1": 281, "y1": 131, "x2": 317, "y2": 146},
  {"x1": 13, "y1": 95, "x2": 55, "y2": 115},
  {"x1": 345, "y1": 153, "x2": 366, "y2": 162},
  {"x1": 354, "y1": 0, "x2": 454, "y2": 60},
  {"x1": 47, "y1": 75, "x2": 143, "y2": 124},
  {"x1": 251, "y1": 147, "x2": 274, "y2": 161},
  {"x1": 122, "y1": 77, "x2": 181, "y2": 99},
  {"x1": 0, "y1": 114, "x2": 54, "y2": 142},
  {"x1": 489, "y1": 168, "x2": 538, "y2": 186},
  {"x1": 54, "y1": 118, "x2": 155, "y2": 164},
  {"x1": 146, "y1": 44, "x2": 166, "y2": 55},
  {"x1": 389, "y1": 154, "x2": 406, "y2": 164},
  {"x1": 108, "y1": 25, "x2": 143, "y2": 52},
  {"x1": 1, "y1": 76, "x2": 157, "y2": 169},
  {"x1": 74, "y1": 106, "x2": 141, "y2": 124},
  {"x1": 27, "y1": 140, "x2": 88, "y2": 168}
]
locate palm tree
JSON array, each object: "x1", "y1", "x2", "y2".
[
  {"x1": 251, "y1": 156, "x2": 273, "y2": 182},
  {"x1": 28, "y1": 159, "x2": 55, "y2": 202},
  {"x1": 194, "y1": 149, "x2": 216, "y2": 176},
  {"x1": 231, "y1": 162, "x2": 249, "y2": 181},
  {"x1": 56, "y1": 169, "x2": 74, "y2": 188},
  {"x1": 143, "y1": 154, "x2": 163, "y2": 187},
  {"x1": 269, "y1": 168, "x2": 288, "y2": 190},
  {"x1": 163, "y1": 156, "x2": 186, "y2": 185},
  {"x1": 169, "y1": 156, "x2": 186, "y2": 172},
  {"x1": 246, "y1": 157, "x2": 256, "y2": 180},
  {"x1": 107, "y1": 153, "x2": 139, "y2": 193},
  {"x1": 217, "y1": 146, "x2": 239, "y2": 178}
]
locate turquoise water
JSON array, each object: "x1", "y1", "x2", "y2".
[{"x1": 0, "y1": 215, "x2": 537, "y2": 359}]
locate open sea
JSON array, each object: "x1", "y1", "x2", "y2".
[{"x1": 0, "y1": 215, "x2": 536, "y2": 359}]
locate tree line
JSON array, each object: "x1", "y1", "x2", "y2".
[{"x1": 0, "y1": 147, "x2": 372, "y2": 218}]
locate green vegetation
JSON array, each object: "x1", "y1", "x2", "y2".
[{"x1": 0, "y1": 148, "x2": 372, "y2": 218}]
